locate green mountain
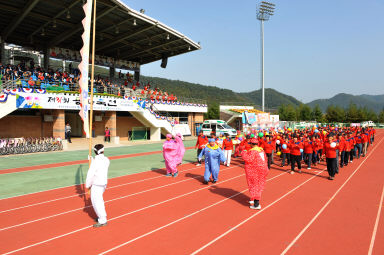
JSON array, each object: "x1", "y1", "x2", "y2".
[
  {"x1": 140, "y1": 75, "x2": 300, "y2": 109},
  {"x1": 307, "y1": 93, "x2": 384, "y2": 113},
  {"x1": 238, "y1": 89, "x2": 302, "y2": 108},
  {"x1": 139, "y1": 76, "x2": 382, "y2": 113}
]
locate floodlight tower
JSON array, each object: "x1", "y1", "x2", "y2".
[{"x1": 257, "y1": 1, "x2": 275, "y2": 112}]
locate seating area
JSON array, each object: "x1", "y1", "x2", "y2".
[{"x1": 0, "y1": 63, "x2": 205, "y2": 106}]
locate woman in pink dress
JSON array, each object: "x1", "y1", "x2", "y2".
[
  {"x1": 241, "y1": 138, "x2": 269, "y2": 210},
  {"x1": 175, "y1": 133, "x2": 185, "y2": 165},
  {"x1": 163, "y1": 134, "x2": 180, "y2": 177}
]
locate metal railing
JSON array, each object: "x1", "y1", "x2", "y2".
[{"x1": 1, "y1": 78, "x2": 207, "y2": 106}]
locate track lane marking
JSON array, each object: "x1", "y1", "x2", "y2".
[
  {"x1": 1, "y1": 171, "x2": 251, "y2": 255},
  {"x1": 0, "y1": 164, "x2": 202, "y2": 214},
  {"x1": 368, "y1": 184, "x2": 384, "y2": 255},
  {"x1": 98, "y1": 171, "x2": 289, "y2": 254},
  {"x1": 0, "y1": 166, "x2": 240, "y2": 231},
  {"x1": 280, "y1": 136, "x2": 384, "y2": 255}
]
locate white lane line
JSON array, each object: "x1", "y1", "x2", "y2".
[
  {"x1": 0, "y1": 164, "x2": 200, "y2": 214},
  {"x1": 98, "y1": 171, "x2": 288, "y2": 255},
  {"x1": 0, "y1": 157, "x2": 196, "y2": 201},
  {"x1": 280, "y1": 136, "x2": 384, "y2": 255},
  {"x1": 0, "y1": 166, "x2": 237, "y2": 231},
  {"x1": 190, "y1": 167, "x2": 327, "y2": 255},
  {"x1": 368, "y1": 184, "x2": 384, "y2": 255},
  {"x1": 2, "y1": 172, "x2": 251, "y2": 255}
]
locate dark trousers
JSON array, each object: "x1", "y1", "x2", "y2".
[
  {"x1": 355, "y1": 144, "x2": 362, "y2": 158},
  {"x1": 291, "y1": 154, "x2": 301, "y2": 171},
  {"x1": 281, "y1": 152, "x2": 290, "y2": 166},
  {"x1": 304, "y1": 153, "x2": 312, "y2": 168},
  {"x1": 317, "y1": 149, "x2": 323, "y2": 161},
  {"x1": 350, "y1": 149, "x2": 354, "y2": 161},
  {"x1": 104, "y1": 136, "x2": 110, "y2": 142},
  {"x1": 312, "y1": 151, "x2": 318, "y2": 164},
  {"x1": 266, "y1": 153, "x2": 272, "y2": 169},
  {"x1": 343, "y1": 151, "x2": 350, "y2": 166},
  {"x1": 65, "y1": 131, "x2": 71, "y2": 143},
  {"x1": 326, "y1": 158, "x2": 337, "y2": 177},
  {"x1": 340, "y1": 151, "x2": 345, "y2": 167},
  {"x1": 197, "y1": 149, "x2": 203, "y2": 163}
]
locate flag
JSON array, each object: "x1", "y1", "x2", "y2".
[{"x1": 78, "y1": 0, "x2": 93, "y2": 138}]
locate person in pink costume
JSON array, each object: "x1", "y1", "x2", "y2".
[
  {"x1": 175, "y1": 133, "x2": 185, "y2": 165},
  {"x1": 241, "y1": 138, "x2": 269, "y2": 210},
  {"x1": 163, "y1": 134, "x2": 180, "y2": 177}
]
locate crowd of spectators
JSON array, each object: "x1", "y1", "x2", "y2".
[{"x1": 0, "y1": 61, "x2": 179, "y2": 102}]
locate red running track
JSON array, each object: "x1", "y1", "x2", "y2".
[{"x1": 0, "y1": 131, "x2": 383, "y2": 255}]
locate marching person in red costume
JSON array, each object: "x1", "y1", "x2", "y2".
[
  {"x1": 324, "y1": 134, "x2": 340, "y2": 180},
  {"x1": 261, "y1": 135, "x2": 275, "y2": 169},
  {"x1": 195, "y1": 131, "x2": 208, "y2": 166},
  {"x1": 289, "y1": 136, "x2": 303, "y2": 174},
  {"x1": 241, "y1": 138, "x2": 269, "y2": 210}
]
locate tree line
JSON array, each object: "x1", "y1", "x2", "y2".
[{"x1": 278, "y1": 103, "x2": 384, "y2": 123}]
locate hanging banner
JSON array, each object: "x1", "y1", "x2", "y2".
[{"x1": 78, "y1": 0, "x2": 93, "y2": 138}]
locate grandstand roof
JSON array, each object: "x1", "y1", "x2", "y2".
[{"x1": 0, "y1": 0, "x2": 201, "y2": 65}]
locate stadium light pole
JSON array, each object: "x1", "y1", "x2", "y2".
[{"x1": 257, "y1": 1, "x2": 275, "y2": 112}]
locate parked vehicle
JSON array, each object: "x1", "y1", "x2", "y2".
[{"x1": 201, "y1": 120, "x2": 237, "y2": 137}]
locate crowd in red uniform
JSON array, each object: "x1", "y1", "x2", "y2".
[{"x1": 195, "y1": 125, "x2": 376, "y2": 180}]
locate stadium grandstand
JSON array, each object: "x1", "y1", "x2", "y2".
[{"x1": 0, "y1": 0, "x2": 206, "y2": 144}]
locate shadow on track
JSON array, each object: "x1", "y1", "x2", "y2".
[
  {"x1": 208, "y1": 186, "x2": 249, "y2": 206},
  {"x1": 75, "y1": 164, "x2": 96, "y2": 220}
]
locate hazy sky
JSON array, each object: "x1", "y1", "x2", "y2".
[{"x1": 123, "y1": 0, "x2": 384, "y2": 102}]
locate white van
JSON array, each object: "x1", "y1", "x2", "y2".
[
  {"x1": 361, "y1": 121, "x2": 375, "y2": 127},
  {"x1": 201, "y1": 120, "x2": 237, "y2": 137}
]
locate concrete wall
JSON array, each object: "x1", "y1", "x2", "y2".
[
  {"x1": 0, "y1": 116, "x2": 42, "y2": 138},
  {"x1": 116, "y1": 116, "x2": 144, "y2": 140},
  {"x1": 188, "y1": 112, "x2": 204, "y2": 136}
]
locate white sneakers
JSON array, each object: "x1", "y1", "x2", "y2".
[
  {"x1": 250, "y1": 204, "x2": 261, "y2": 210},
  {"x1": 196, "y1": 163, "x2": 201, "y2": 166}
]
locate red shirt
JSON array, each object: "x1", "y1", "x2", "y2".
[
  {"x1": 317, "y1": 138, "x2": 324, "y2": 149},
  {"x1": 289, "y1": 141, "x2": 303, "y2": 156},
  {"x1": 196, "y1": 135, "x2": 208, "y2": 149},
  {"x1": 222, "y1": 139, "x2": 233, "y2": 150},
  {"x1": 338, "y1": 138, "x2": 346, "y2": 151},
  {"x1": 324, "y1": 142, "x2": 339, "y2": 158},
  {"x1": 355, "y1": 135, "x2": 362, "y2": 144},
  {"x1": 281, "y1": 139, "x2": 290, "y2": 153},
  {"x1": 303, "y1": 141, "x2": 314, "y2": 154},
  {"x1": 262, "y1": 140, "x2": 275, "y2": 154}
]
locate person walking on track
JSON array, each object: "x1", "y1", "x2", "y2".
[{"x1": 86, "y1": 144, "x2": 110, "y2": 227}]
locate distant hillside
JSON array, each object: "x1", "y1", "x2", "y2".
[
  {"x1": 140, "y1": 76, "x2": 250, "y2": 103},
  {"x1": 140, "y1": 75, "x2": 300, "y2": 109},
  {"x1": 239, "y1": 89, "x2": 302, "y2": 109},
  {"x1": 307, "y1": 93, "x2": 384, "y2": 113}
]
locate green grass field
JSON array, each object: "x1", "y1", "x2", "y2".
[{"x1": 0, "y1": 140, "x2": 198, "y2": 199}]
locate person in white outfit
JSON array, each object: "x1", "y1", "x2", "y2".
[{"x1": 86, "y1": 144, "x2": 110, "y2": 228}]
